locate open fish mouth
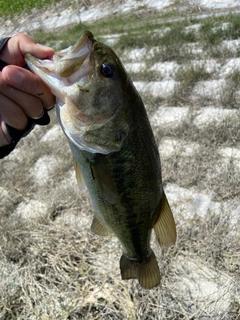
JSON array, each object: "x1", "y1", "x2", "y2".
[
  {"x1": 25, "y1": 31, "x2": 108, "y2": 152},
  {"x1": 25, "y1": 30, "x2": 94, "y2": 99},
  {"x1": 25, "y1": 30, "x2": 124, "y2": 154}
]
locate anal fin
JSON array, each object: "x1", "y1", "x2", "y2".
[
  {"x1": 91, "y1": 215, "x2": 111, "y2": 237},
  {"x1": 154, "y1": 191, "x2": 177, "y2": 248},
  {"x1": 120, "y1": 252, "x2": 161, "y2": 289}
]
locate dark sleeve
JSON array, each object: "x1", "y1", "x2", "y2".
[
  {"x1": 0, "y1": 37, "x2": 11, "y2": 71},
  {"x1": 0, "y1": 37, "x2": 10, "y2": 51}
]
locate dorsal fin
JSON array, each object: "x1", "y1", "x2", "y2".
[
  {"x1": 91, "y1": 215, "x2": 111, "y2": 236},
  {"x1": 73, "y1": 159, "x2": 85, "y2": 190},
  {"x1": 153, "y1": 191, "x2": 177, "y2": 248},
  {"x1": 90, "y1": 155, "x2": 117, "y2": 204}
]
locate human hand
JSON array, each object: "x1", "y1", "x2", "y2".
[{"x1": 0, "y1": 33, "x2": 56, "y2": 152}]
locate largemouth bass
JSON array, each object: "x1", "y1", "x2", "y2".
[{"x1": 25, "y1": 31, "x2": 176, "y2": 289}]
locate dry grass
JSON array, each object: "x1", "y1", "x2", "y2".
[{"x1": 171, "y1": 64, "x2": 211, "y2": 104}]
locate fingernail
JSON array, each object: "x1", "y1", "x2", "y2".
[
  {"x1": 33, "y1": 109, "x2": 51, "y2": 126},
  {"x1": 31, "y1": 109, "x2": 44, "y2": 120},
  {"x1": 7, "y1": 68, "x2": 24, "y2": 85}
]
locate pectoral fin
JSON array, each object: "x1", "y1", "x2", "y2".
[
  {"x1": 90, "y1": 156, "x2": 117, "y2": 204},
  {"x1": 91, "y1": 215, "x2": 111, "y2": 236},
  {"x1": 120, "y1": 252, "x2": 161, "y2": 289},
  {"x1": 154, "y1": 191, "x2": 177, "y2": 248},
  {"x1": 73, "y1": 160, "x2": 85, "y2": 190}
]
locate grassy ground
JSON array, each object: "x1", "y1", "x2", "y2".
[
  {"x1": 0, "y1": 1, "x2": 240, "y2": 319},
  {"x1": 0, "y1": 0, "x2": 61, "y2": 18}
]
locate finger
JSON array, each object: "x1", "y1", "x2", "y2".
[
  {"x1": 17, "y1": 33, "x2": 54, "y2": 61},
  {"x1": 0, "y1": 33, "x2": 54, "y2": 66},
  {"x1": 0, "y1": 71, "x2": 44, "y2": 119},
  {"x1": 2, "y1": 65, "x2": 56, "y2": 110},
  {"x1": 0, "y1": 92, "x2": 28, "y2": 130}
]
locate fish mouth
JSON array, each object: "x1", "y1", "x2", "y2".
[
  {"x1": 25, "y1": 31, "x2": 119, "y2": 154},
  {"x1": 25, "y1": 31, "x2": 104, "y2": 152},
  {"x1": 25, "y1": 30, "x2": 94, "y2": 99}
]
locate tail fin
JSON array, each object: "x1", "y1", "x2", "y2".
[{"x1": 120, "y1": 252, "x2": 160, "y2": 289}]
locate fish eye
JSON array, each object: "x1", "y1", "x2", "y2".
[{"x1": 101, "y1": 63, "x2": 114, "y2": 78}]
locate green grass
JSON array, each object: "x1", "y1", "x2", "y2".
[{"x1": 0, "y1": 0, "x2": 61, "y2": 18}]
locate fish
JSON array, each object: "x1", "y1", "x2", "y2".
[{"x1": 25, "y1": 30, "x2": 177, "y2": 289}]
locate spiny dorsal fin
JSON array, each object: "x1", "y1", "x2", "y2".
[
  {"x1": 154, "y1": 191, "x2": 177, "y2": 248},
  {"x1": 90, "y1": 156, "x2": 117, "y2": 204},
  {"x1": 91, "y1": 215, "x2": 111, "y2": 237},
  {"x1": 120, "y1": 252, "x2": 161, "y2": 289},
  {"x1": 73, "y1": 160, "x2": 85, "y2": 190}
]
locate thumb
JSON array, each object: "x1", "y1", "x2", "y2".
[
  {"x1": 20, "y1": 42, "x2": 55, "y2": 60},
  {"x1": 0, "y1": 33, "x2": 54, "y2": 66}
]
